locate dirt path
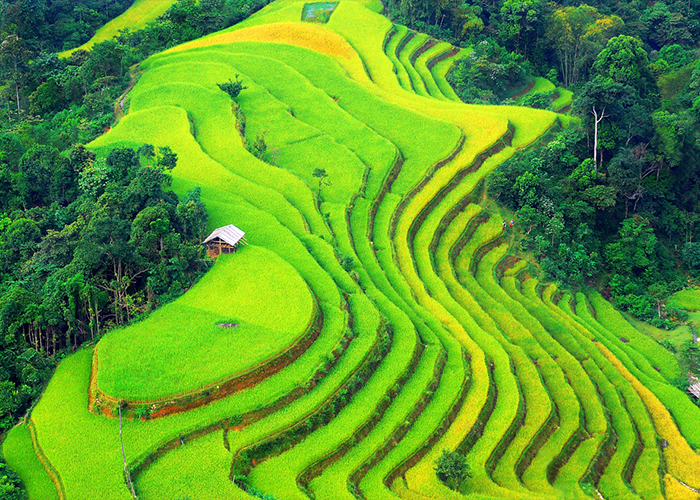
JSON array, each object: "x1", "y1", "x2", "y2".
[{"x1": 113, "y1": 67, "x2": 138, "y2": 122}]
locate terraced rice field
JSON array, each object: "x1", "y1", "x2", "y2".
[
  {"x1": 4, "y1": 0, "x2": 700, "y2": 499},
  {"x1": 59, "y1": 0, "x2": 179, "y2": 57}
]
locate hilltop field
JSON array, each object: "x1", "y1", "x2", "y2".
[{"x1": 3, "y1": 0, "x2": 700, "y2": 499}]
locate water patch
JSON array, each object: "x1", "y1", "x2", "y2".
[{"x1": 302, "y1": 2, "x2": 339, "y2": 23}]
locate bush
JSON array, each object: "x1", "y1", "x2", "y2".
[
  {"x1": 0, "y1": 460, "x2": 27, "y2": 500},
  {"x1": 434, "y1": 449, "x2": 470, "y2": 490},
  {"x1": 521, "y1": 91, "x2": 554, "y2": 109},
  {"x1": 682, "y1": 242, "x2": 700, "y2": 269},
  {"x1": 134, "y1": 404, "x2": 150, "y2": 420},
  {"x1": 447, "y1": 39, "x2": 528, "y2": 105},
  {"x1": 217, "y1": 75, "x2": 247, "y2": 99}
]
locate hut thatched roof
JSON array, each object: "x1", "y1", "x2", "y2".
[
  {"x1": 203, "y1": 224, "x2": 246, "y2": 247},
  {"x1": 690, "y1": 382, "x2": 700, "y2": 399}
]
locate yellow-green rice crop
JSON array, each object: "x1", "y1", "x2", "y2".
[
  {"x1": 550, "y1": 88, "x2": 573, "y2": 111},
  {"x1": 669, "y1": 288, "x2": 700, "y2": 311},
  {"x1": 2, "y1": 424, "x2": 59, "y2": 500},
  {"x1": 383, "y1": 25, "x2": 414, "y2": 91},
  {"x1": 515, "y1": 77, "x2": 555, "y2": 104},
  {"x1": 97, "y1": 247, "x2": 315, "y2": 401}
]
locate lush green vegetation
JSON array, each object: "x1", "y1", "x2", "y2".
[
  {"x1": 96, "y1": 248, "x2": 315, "y2": 401},
  {"x1": 3, "y1": 0, "x2": 700, "y2": 499}
]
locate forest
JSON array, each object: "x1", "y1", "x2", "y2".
[{"x1": 0, "y1": 0, "x2": 700, "y2": 497}]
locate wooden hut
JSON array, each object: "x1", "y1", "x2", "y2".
[
  {"x1": 689, "y1": 382, "x2": 700, "y2": 399},
  {"x1": 203, "y1": 224, "x2": 247, "y2": 258}
]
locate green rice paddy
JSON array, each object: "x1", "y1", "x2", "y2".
[
  {"x1": 670, "y1": 288, "x2": 700, "y2": 311},
  {"x1": 5, "y1": 1, "x2": 700, "y2": 499},
  {"x1": 96, "y1": 247, "x2": 316, "y2": 401}
]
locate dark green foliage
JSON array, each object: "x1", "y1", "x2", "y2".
[
  {"x1": 312, "y1": 167, "x2": 330, "y2": 194},
  {"x1": 247, "y1": 132, "x2": 268, "y2": 161},
  {"x1": 0, "y1": 0, "x2": 134, "y2": 53},
  {"x1": 682, "y1": 242, "x2": 700, "y2": 269},
  {"x1": 340, "y1": 255, "x2": 354, "y2": 272},
  {"x1": 0, "y1": 460, "x2": 27, "y2": 500},
  {"x1": 134, "y1": 404, "x2": 151, "y2": 420},
  {"x1": 0, "y1": 143, "x2": 209, "y2": 435},
  {"x1": 678, "y1": 339, "x2": 700, "y2": 379},
  {"x1": 0, "y1": 0, "x2": 273, "y2": 131},
  {"x1": 434, "y1": 449, "x2": 470, "y2": 490},
  {"x1": 520, "y1": 91, "x2": 553, "y2": 109},
  {"x1": 447, "y1": 39, "x2": 528, "y2": 105},
  {"x1": 217, "y1": 75, "x2": 247, "y2": 100}
]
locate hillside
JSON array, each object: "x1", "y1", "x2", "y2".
[{"x1": 3, "y1": 1, "x2": 700, "y2": 499}]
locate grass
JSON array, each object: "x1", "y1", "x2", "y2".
[
  {"x1": 471, "y1": 245, "x2": 583, "y2": 495},
  {"x1": 431, "y1": 47, "x2": 467, "y2": 102},
  {"x1": 397, "y1": 33, "x2": 431, "y2": 97},
  {"x1": 669, "y1": 288, "x2": 700, "y2": 311},
  {"x1": 568, "y1": 293, "x2": 666, "y2": 500},
  {"x1": 588, "y1": 292, "x2": 682, "y2": 381},
  {"x1": 59, "y1": 0, "x2": 178, "y2": 57},
  {"x1": 586, "y1": 293, "x2": 700, "y2": 449},
  {"x1": 525, "y1": 281, "x2": 641, "y2": 499},
  {"x1": 413, "y1": 41, "x2": 452, "y2": 100},
  {"x1": 438, "y1": 217, "x2": 551, "y2": 494},
  {"x1": 96, "y1": 247, "x2": 315, "y2": 401},
  {"x1": 515, "y1": 77, "x2": 555, "y2": 104},
  {"x1": 135, "y1": 431, "x2": 241, "y2": 500},
  {"x1": 384, "y1": 25, "x2": 413, "y2": 91},
  {"x1": 249, "y1": 295, "x2": 417, "y2": 500},
  {"x1": 598, "y1": 342, "x2": 700, "y2": 490},
  {"x1": 27, "y1": 293, "x2": 348, "y2": 498},
  {"x1": 2, "y1": 424, "x2": 59, "y2": 500},
  {"x1": 309, "y1": 345, "x2": 439, "y2": 500},
  {"x1": 551, "y1": 88, "x2": 573, "y2": 110}
]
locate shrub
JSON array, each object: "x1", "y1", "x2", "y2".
[
  {"x1": 0, "y1": 460, "x2": 27, "y2": 500},
  {"x1": 217, "y1": 75, "x2": 247, "y2": 99},
  {"x1": 521, "y1": 91, "x2": 554, "y2": 109},
  {"x1": 340, "y1": 255, "x2": 354, "y2": 272},
  {"x1": 434, "y1": 449, "x2": 470, "y2": 490},
  {"x1": 134, "y1": 404, "x2": 150, "y2": 420}
]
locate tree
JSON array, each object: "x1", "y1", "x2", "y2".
[
  {"x1": 176, "y1": 187, "x2": 207, "y2": 241},
  {"x1": 0, "y1": 34, "x2": 30, "y2": 119},
  {"x1": 15, "y1": 145, "x2": 59, "y2": 206},
  {"x1": 312, "y1": 168, "x2": 330, "y2": 194},
  {"x1": 106, "y1": 146, "x2": 139, "y2": 183},
  {"x1": 499, "y1": 0, "x2": 547, "y2": 59},
  {"x1": 640, "y1": 2, "x2": 694, "y2": 50},
  {"x1": 157, "y1": 146, "x2": 178, "y2": 170},
  {"x1": 575, "y1": 36, "x2": 658, "y2": 170},
  {"x1": 217, "y1": 75, "x2": 247, "y2": 99},
  {"x1": 592, "y1": 35, "x2": 657, "y2": 99},
  {"x1": 605, "y1": 215, "x2": 658, "y2": 278},
  {"x1": 545, "y1": 5, "x2": 623, "y2": 88},
  {"x1": 29, "y1": 78, "x2": 62, "y2": 114},
  {"x1": 130, "y1": 204, "x2": 176, "y2": 258},
  {"x1": 0, "y1": 460, "x2": 27, "y2": 500},
  {"x1": 435, "y1": 449, "x2": 470, "y2": 490}
]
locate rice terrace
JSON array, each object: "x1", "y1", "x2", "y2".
[{"x1": 3, "y1": 0, "x2": 700, "y2": 499}]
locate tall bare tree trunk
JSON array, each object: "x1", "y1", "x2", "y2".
[
  {"x1": 591, "y1": 106, "x2": 607, "y2": 174},
  {"x1": 14, "y1": 82, "x2": 21, "y2": 118}
]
